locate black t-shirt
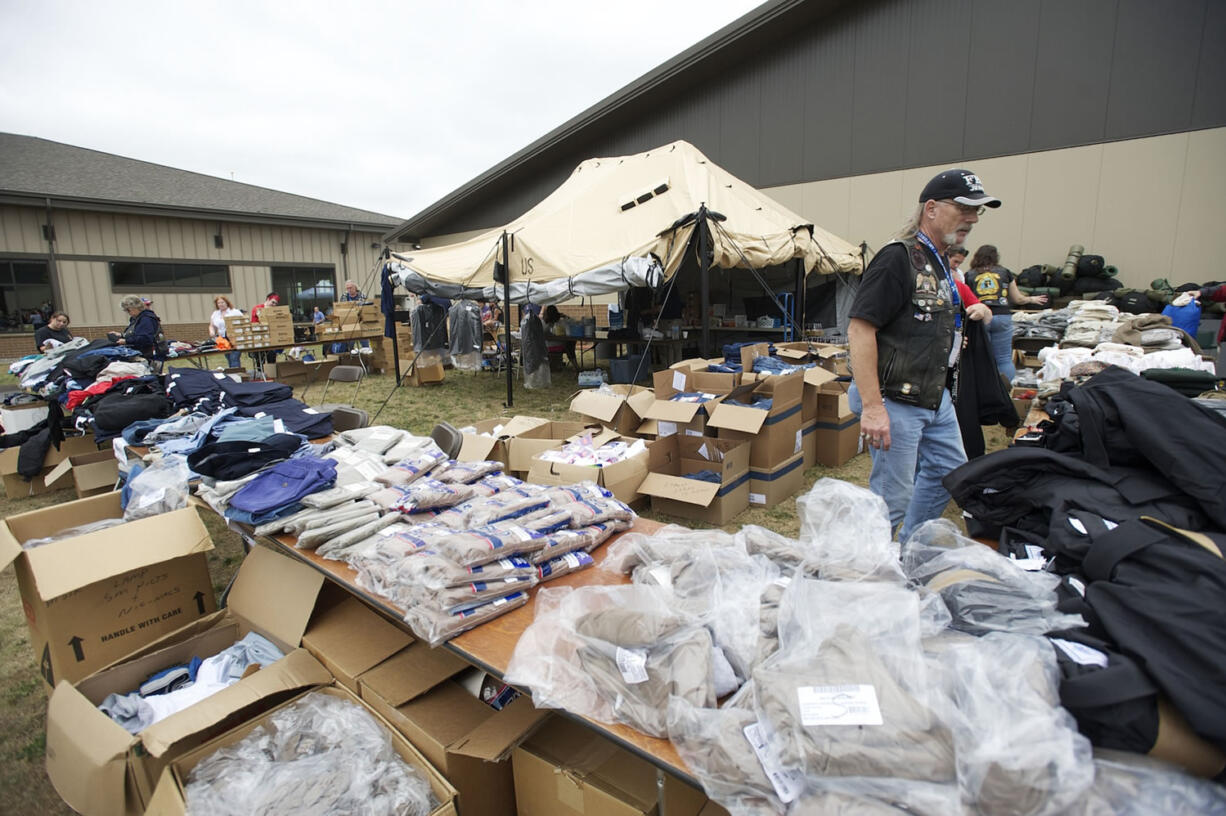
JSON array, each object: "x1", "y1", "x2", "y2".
[
  {"x1": 849, "y1": 242, "x2": 916, "y2": 328},
  {"x1": 34, "y1": 325, "x2": 71, "y2": 350},
  {"x1": 966, "y1": 265, "x2": 1014, "y2": 313}
]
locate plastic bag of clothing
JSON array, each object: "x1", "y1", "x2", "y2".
[
  {"x1": 601, "y1": 524, "x2": 739, "y2": 574},
  {"x1": 754, "y1": 578, "x2": 956, "y2": 785},
  {"x1": 1069, "y1": 752, "x2": 1226, "y2": 815},
  {"x1": 505, "y1": 585, "x2": 715, "y2": 738},
  {"x1": 337, "y1": 426, "x2": 414, "y2": 457},
  {"x1": 795, "y1": 478, "x2": 904, "y2": 582},
  {"x1": 938, "y1": 633, "x2": 1094, "y2": 815},
  {"x1": 183, "y1": 690, "x2": 437, "y2": 816},
  {"x1": 123, "y1": 455, "x2": 190, "y2": 520},
  {"x1": 531, "y1": 519, "x2": 630, "y2": 565},
  {"x1": 403, "y1": 590, "x2": 530, "y2": 647},
  {"x1": 521, "y1": 311, "x2": 550, "y2": 389},
  {"x1": 902, "y1": 519, "x2": 1085, "y2": 636}
]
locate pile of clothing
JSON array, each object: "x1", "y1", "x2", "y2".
[{"x1": 505, "y1": 476, "x2": 1226, "y2": 813}]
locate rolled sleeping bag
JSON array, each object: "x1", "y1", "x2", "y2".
[{"x1": 1061, "y1": 244, "x2": 1084, "y2": 282}]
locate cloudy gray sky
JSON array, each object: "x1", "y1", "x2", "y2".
[{"x1": 1, "y1": 0, "x2": 762, "y2": 220}]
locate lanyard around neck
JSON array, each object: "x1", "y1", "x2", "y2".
[{"x1": 914, "y1": 232, "x2": 962, "y2": 329}]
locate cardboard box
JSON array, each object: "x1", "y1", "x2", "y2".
[
  {"x1": 301, "y1": 586, "x2": 415, "y2": 695},
  {"x1": 569, "y1": 385, "x2": 655, "y2": 436},
  {"x1": 812, "y1": 375, "x2": 853, "y2": 423},
  {"x1": 404, "y1": 361, "x2": 445, "y2": 386},
  {"x1": 748, "y1": 451, "x2": 805, "y2": 507},
  {"x1": 44, "y1": 449, "x2": 120, "y2": 498},
  {"x1": 0, "y1": 434, "x2": 100, "y2": 497},
  {"x1": 360, "y1": 644, "x2": 546, "y2": 816},
  {"x1": 641, "y1": 368, "x2": 732, "y2": 437},
  {"x1": 1010, "y1": 387, "x2": 1036, "y2": 422},
  {"x1": 0, "y1": 492, "x2": 216, "y2": 689},
  {"x1": 507, "y1": 419, "x2": 599, "y2": 475},
  {"x1": 801, "y1": 416, "x2": 817, "y2": 468},
  {"x1": 638, "y1": 435, "x2": 749, "y2": 525},
  {"x1": 458, "y1": 415, "x2": 549, "y2": 467},
  {"x1": 44, "y1": 545, "x2": 330, "y2": 816},
  {"x1": 146, "y1": 684, "x2": 458, "y2": 816},
  {"x1": 708, "y1": 370, "x2": 804, "y2": 469},
  {"x1": 263, "y1": 357, "x2": 339, "y2": 387},
  {"x1": 526, "y1": 432, "x2": 651, "y2": 505},
  {"x1": 512, "y1": 717, "x2": 708, "y2": 816},
  {"x1": 814, "y1": 412, "x2": 861, "y2": 467}
]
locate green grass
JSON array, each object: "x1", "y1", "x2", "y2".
[{"x1": 0, "y1": 359, "x2": 1009, "y2": 812}]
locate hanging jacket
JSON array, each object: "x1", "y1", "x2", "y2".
[
  {"x1": 448, "y1": 301, "x2": 483, "y2": 357},
  {"x1": 954, "y1": 318, "x2": 1018, "y2": 458}
]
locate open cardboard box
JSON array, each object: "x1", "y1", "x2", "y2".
[
  {"x1": 569, "y1": 384, "x2": 655, "y2": 436},
  {"x1": 507, "y1": 419, "x2": 602, "y2": 475},
  {"x1": 0, "y1": 434, "x2": 100, "y2": 497},
  {"x1": 360, "y1": 643, "x2": 547, "y2": 816},
  {"x1": 457, "y1": 415, "x2": 549, "y2": 466},
  {"x1": 45, "y1": 449, "x2": 120, "y2": 498},
  {"x1": 708, "y1": 369, "x2": 803, "y2": 469},
  {"x1": 144, "y1": 684, "x2": 458, "y2": 816},
  {"x1": 44, "y1": 545, "x2": 331, "y2": 816},
  {"x1": 0, "y1": 492, "x2": 216, "y2": 689},
  {"x1": 638, "y1": 435, "x2": 749, "y2": 525},
  {"x1": 403, "y1": 360, "x2": 446, "y2": 386},
  {"x1": 513, "y1": 716, "x2": 709, "y2": 816},
  {"x1": 748, "y1": 450, "x2": 806, "y2": 507},
  {"x1": 526, "y1": 430, "x2": 651, "y2": 505},
  {"x1": 301, "y1": 584, "x2": 415, "y2": 695},
  {"x1": 640, "y1": 368, "x2": 733, "y2": 437}
]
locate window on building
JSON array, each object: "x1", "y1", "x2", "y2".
[
  {"x1": 0, "y1": 259, "x2": 54, "y2": 332},
  {"x1": 109, "y1": 261, "x2": 230, "y2": 290},
  {"x1": 270, "y1": 267, "x2": 337, "y2": 322}
]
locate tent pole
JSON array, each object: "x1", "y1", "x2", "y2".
[
  {"x1": 386, "y1": 260, "x2": 402, "y2": 388},
  {"x1": 698, "y1": 205, "x2": 711, "y2": 358},
  {"x1": 502, "y1": 231, "x2": 513, "y2": 408},
  {"x1": 794, "y1": 257, "x2": 804, "y2": 343}
]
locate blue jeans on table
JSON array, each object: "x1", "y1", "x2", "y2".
[
  {"x1": 986, "y1": 312, "x2": 1015, "y2": 383},
  {"x1": 849, "y1": 382, "x2": 967, "y2": 543}
]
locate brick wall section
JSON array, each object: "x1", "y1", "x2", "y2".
[{"x1": 0, "y1": 322, "x2": 208, "y2": 361}]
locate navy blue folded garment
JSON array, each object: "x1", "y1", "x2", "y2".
[
  {"x1": 235, "y1": 400, "x2": 333, "y2": 438},
  {"x1": 218, "y1": 379, "x2": 293, "y2": 408},
  {"x1": 165, "y1": 367, "x2": 225, "y2": 410},
  {"x1": 682, "y1": 469, "x2": 721, "y2": 483},
  {"x1": 722, "y1": 341, "x2": 775, "y2": 361},
  {"x1": 226, "y1": 457, "x2": 337, "y2": 521},
  {"x1": 187, "y1": 433, "x2": 306, "y2": 480}
]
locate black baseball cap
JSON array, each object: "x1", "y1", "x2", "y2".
[{"x1": 919, "y1": 169, "x2": 1002, "y2": 208}]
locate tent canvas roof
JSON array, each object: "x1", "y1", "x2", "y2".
[{"x1": 388, "y1": 140, "x2": 860, "y2": 303}]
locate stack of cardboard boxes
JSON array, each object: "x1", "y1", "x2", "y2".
[{"x1": 224, "y1": 305, "x2": 293, "y2": 350}]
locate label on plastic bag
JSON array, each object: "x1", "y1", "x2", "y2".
[
  {"x1": 797, "y1": 685, "x2": 883, "y2": 726},
  {"x1": 742, "y1": 721, "x2": 803, "y2": 803},
  {"x1": 615, "y1": 647, "x2": 649, "y2": 684},
  {"x1": 1050, "y1": 638, "x2": 1109, "y2": 668}
]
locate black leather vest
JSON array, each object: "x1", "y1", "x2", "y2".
[{"x1": 876, "y1": 239, "x2": 958, "y2": 410}]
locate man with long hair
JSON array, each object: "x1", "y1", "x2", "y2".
[{"x1": 848, "y1": 169, "x2": 1000, "y2": 541}]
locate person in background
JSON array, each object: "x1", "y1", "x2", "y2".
[
  {"x1": 965, "y1": 244, "x2": 1047, "y2": 384},
  {"x1": 847, "y1": 168, "x2": 1001, "y2": 542},
  {"x1": 482, "y1": 303, "x2": 503, "y2": 333},
  {"x1": 209, "y1": 295, "x2": 244, "y2": 369},
  {"x1": 34, "y1": 311, "x2": 71, "y2": 352},
  {"x1": 312, "y1": 305, "x2": 326, "y2": 326},
  {"x1": 341, "y1": 280, "x2": 368, "y2": 303},
  {"x1": 948, "y1": 246, "x2": 969, "y2": 283},
  {"x1": 543, "y1": 305, "x2": 579, "y2": 369},
  {"x1": 114, "y1": 295, "x2": 162, "y2": 359}
]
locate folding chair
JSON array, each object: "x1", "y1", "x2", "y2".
[
  {"x1": 317, "y1": 364, "x2": 364, "y2": 409},
  {"x1": 430, "y1": 421, "x2": 463, "y2": 459},
  {"x1": 329, "y1": 406, "x2": 370, "y2": 432}
]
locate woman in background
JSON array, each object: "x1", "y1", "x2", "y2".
[
  {"x1": 115, "y1": 295, "x2": 162, "y2": 359},
  {"x1": 209, "y1": 295, "x2": 243, "y2": 368},
  {"x1": 965, "y1": 245, "x2": 1047, "y2": 383},
  {"x1": 34, "y1": 311, "x2": 71, "y2": 352}
]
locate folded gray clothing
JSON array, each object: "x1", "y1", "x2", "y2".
[
  {"x1": 300, "y1": 482, "x2": 378, "y2": 508},
  {"x1": 295, "y1": 512, "x2": 381, "y2": 550},
  {"x1": 753, "y1": 625, "x2": 956, "y2": 783},
  {"x1": 1067, "y1": 754, "x2": 1226, "y2": 816},
  {"x1": 787, "y1": 779, "x2": 961, "y2": 815},
  {"x1": 375, "y1": 448, "x2": 449, "y2": 487},
  {"x1": 338, "y1": 425, "x2": 411, "y2": 456},
  {"x1": 531, "y1": 520, "x2": 629, "y2": 565},
  {"x1": 430, "y1": 459, "x2": 503, "y2": 484},
  {"x1": 576, "y1": 625, "x2": 714, "y2": 738},
  {"x1": 756, "y1": 580, "x2": 788, "y2": 666},
  {"x1": 575, "y1": 607, "x2": 687, "y2": 647},
  {"x1": 316, "y1": 514, "x2": 401, "y2": 559},
  {"x1": 290, "y1": 501, "x2": 379, "y2": 534},
  {"x1": 403, "y1": 590, "x2": 529, "y2": 647}
]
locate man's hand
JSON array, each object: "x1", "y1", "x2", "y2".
[
  {"x1": 860, "y1": 402, "x2": 891, "y2": 451},
  {"x1": 966, "y1": 303, "x2": 992, "y2": 322}
]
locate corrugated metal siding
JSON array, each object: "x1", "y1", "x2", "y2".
[
  {"x1": 424, "y1": 0, "x2": 1225, "y2": 238},
  {"x1": 0, "y1": 206, "x2": 385, "y2": 327}
]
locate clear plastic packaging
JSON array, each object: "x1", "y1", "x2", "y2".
[
  {"x1": 336, "y1": 425, "x2": 413, "y2": 457},
  {"x1": 182, "y1": 690, "x2": 437, "y2": 816},
  {"x1": 531, "y1": 520, "x2": 630, "y2": 565},
  {"x1": 325, "y1": 446, "x2": 390, "y2": 486},
  {"x1": 375, "y1": 448, "x2": 449, "y2": 487},
  {"x1": 938, "y1": 632, "x2": 1094, "y2": 816},
  {"x1": 316, "y1": 514, "x2": 402, "y2": 560},
  {"x1": 504, "y1": 585, "x2": 714, "y2": 738},
  {"x1": 294, "y1": 511, "x2": 381, "y2": 550},
  {"x1": 124, "y1": 455, "x2": 190, "y2": 520},
  {"x1": 403, "y1": 590, "x2": 530, "y2": 647},
  {"x1": 23, "y1": 518, "x2": 128, "y2": 549},
  {"x1": 1071, "y1": 752, "x2": 1226, "y2": 815},
  {"x1": 902, "y1": 519, "x2": 1085, "y2": 636},
  {"x1": 388, "y1": 478, "x2": 474, "y2": 513},
  {"x1": 735, "y1": 525, "x2": 818, "y2": 577},
  {"x1": 299, "y1": 481, "x2": 377, "y2": 509},
  {"x1": 795, "y1": 478, "x2": 903, "y2": 582},
  {"x1": 600, "y1": 524, "x2": 738, "y2": 574},
  {"x1": 430, "y1": 459, "x2": 504, "y2": 484},
  {"x1": 432, "y1": 523, "x2": 548, "y2": 567},
  {"x1": 432, "y1": 491, "x2": 551, "y2": 530},
  {"x1": 536, "y1": 550, "x2": 595, "y2": 582}
]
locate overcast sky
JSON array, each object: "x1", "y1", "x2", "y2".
[{"x1": 1, "y1": 0, "x2": 763, "y2": 220}]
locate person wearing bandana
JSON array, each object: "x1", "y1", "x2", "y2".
[{"x1": 848, "y1": 169, "x2": 1000, "y2": 541}]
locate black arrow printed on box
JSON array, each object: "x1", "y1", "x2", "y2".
[
  {"x1": 194, "y1": 591, "x2": 206, "y2": 614},
  {"x1": 69, "y1": 636, "x2": 85, "y2": 662}
]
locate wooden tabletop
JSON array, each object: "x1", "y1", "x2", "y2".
[{"x1": 250, "y1": 516, "x2": 695, "y2": 782}]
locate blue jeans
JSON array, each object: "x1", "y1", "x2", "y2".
[
  {"x1": 849, "y1": 383, "x2": 967, "y2": 542},
  {"x1": 986, "y1": 312, "x2": 1015, "y2": 383},
  {"x1": 225, "y1": 351, "x2": 242, "y2": 368}
]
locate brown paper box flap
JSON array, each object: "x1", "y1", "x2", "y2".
[
  {"x1": 449, "y1": 695, "x2": 549, "y2": 762},
  {"x1": 707, "y1": 403, "x2": 768, "y2": 434},
  {"x1": 46, "y1": 679, "x2": 136, "y2": 816},
  {"x1": 139, "y1": 649, "x2": 331, "y2": 758},
  {"x1": 642, "y1": 400, "x2": 701, "y2": 423},
  {"x1": 226, "y1": 545, "x2": 325, "y2": 652},
  {"x1": 143, "y1": 767, "x2": 188, "y2": 816},
  {"x1": 359, "y1": 642, "x2": 470, "y2": 706},
  {"x1": 302, "y1": 595, "x2": 414, "y2": 679},
  {"x1": 638, "y1": 472, "x2": 720, "y2": 507}
]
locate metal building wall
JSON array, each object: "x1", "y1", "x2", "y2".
[
  {"x1": 428, "y1": 0, "x2": 1226, "y2": 251},
  {"x1": 0, "y1": 205, "x2": 390, "y2": 328}
]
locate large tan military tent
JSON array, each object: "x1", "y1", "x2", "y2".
[{"x1": 386, "y1": 140, "x2": 861, "y2": 308}]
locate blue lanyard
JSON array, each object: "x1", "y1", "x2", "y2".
[{"x1": 915, "y1": 232, "x2": 962, "y2": 329}]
